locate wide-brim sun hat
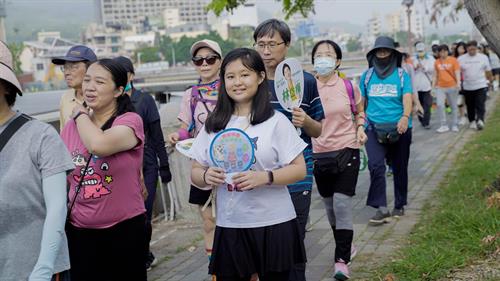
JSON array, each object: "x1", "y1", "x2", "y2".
[
  {"x1": 366, "y1": 36, "x2": 402, "y2": 67},
  {"x1": 0, "y1": 41, "x2": 23, "y2": 96},
  {"x1": 190, "y1": 39, "x2": 222, "y2": 58}
]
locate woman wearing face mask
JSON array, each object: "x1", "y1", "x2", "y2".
[
  {"x1": 359, "y1": 36, "x2": 413, "y2": 226},
  {"x1": 167, "y1": 39, "x2": 222, "y2": 264},
  {"x1": 310, "y1": 40, "x2": 367, "y2": 280}
]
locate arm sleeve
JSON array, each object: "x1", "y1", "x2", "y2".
[
  {"x1": 28, "y1": 172, "x2": 68, "y2": 281},
  {"x1": 177, "y1": 88, "x2": 193, "y2": 126},
  {"x1": 149, "y1": 119, "x2": 169, "y2": 168},
  {"x1": 272, "y1": 114, "x2": 308, "y2": 166},
  {"x1": 190, "y1": 127, "x2": 210, "y2": 167},
  {"x1": 359, "y1": 71, "x2": 367, "y2": 98},
  {"x1": 113, "y1": 113, "x2": 145, "y2": 151},
  {"x1": 305, "y1": 74, "x2": 325, "y2": 122},
  {"x1": 402, "y1": 71, "x2": 413, "y2": 95}
]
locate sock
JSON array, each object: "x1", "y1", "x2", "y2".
[
  {"x1": 206, "y1": 248, "x2": 213, "y2": 262},
  {"x1": 379, "y1": 206, "x2": 389, "y2": 213}
]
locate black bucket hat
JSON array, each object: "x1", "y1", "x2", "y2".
[{"x1": 366, "y1": 36, "x2": 402, "y2": 67}]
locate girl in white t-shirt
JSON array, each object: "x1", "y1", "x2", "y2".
[{"x1": 191, "y1": 48, "x2": 307, "y2": 281}]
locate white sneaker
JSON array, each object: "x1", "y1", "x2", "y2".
[
  {"x1": 469, "y1": 121, "x2": 477, "y2": 130},
  {"x1": 451, "y1": 126, "x2": 459, "y2": 132},
  {"x1": 458, "y1": 117, "x2": 467, "y2": 126},
  {"x1": 436, "y1": 126, "x2": 450, "y2": 133},
  {"x1": 477, "y1": 120, "x2": 485, "y2": 130}
]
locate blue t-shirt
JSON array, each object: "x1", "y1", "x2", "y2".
[
  {"x1": 269, "y1": 71, "x2": 325, "y2": 193},
  {"x1": 359, "y1": 69, "x2": 413, "y2": 128}
]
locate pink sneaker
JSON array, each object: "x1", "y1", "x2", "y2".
[
  {"x1": 348, "y1": 244, "x2": 357, "y2": 265},
  {"x1": 334, "y1": 259, "x2": 350, "y2": 280}
]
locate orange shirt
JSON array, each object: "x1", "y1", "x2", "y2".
[{"x1": 435, "y1": 56, "x2": 460, "y2": 88}]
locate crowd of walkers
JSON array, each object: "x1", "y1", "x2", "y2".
[{"x1": 1, "y1": 17, "x2": 498, "y2": 281}]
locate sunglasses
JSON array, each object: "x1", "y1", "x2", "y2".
[{"x1": 192, "y1": 55, "x2": 220, "y2": 66}]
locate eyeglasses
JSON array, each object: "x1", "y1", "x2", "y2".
[
  {"x1": 192, "y1": 55, "x2": 220, "y2": 66},
  {"x1": 60, "y1": 63, "x2": 83, "y2": 72},
  {"x1": 253, "y1": 41, "x2": 286, "y2": 50}
]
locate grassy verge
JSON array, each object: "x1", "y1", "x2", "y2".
[{"x1": 377, "y1": 98, "x2": 500, "y2": 280}]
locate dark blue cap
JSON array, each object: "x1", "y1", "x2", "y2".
[{"x1": 51, "y1": 45, "x2": 97, "y2": 65}]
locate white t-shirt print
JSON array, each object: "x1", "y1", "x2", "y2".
[
  {"x1": 458, "y1": 53, "x2": 492, "y2": 91},
  {"x1": 191, "y1": 111, "x2": 307, "y2": 228}
]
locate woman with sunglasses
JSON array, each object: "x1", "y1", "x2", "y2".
[{"x1": 167, "y1": 39, "x2": 222, "y2": 263}]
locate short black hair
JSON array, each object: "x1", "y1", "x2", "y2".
[
  {"x1": 453, "y1": 41, "x2": 467, "y2": 57},
  {"x1": 253, "y1": 19, "x2": 291, "y2": 45},
  {"x1": 311, "y1": 40, "x2": 343, "y2": 64},
  {"x1": 438, "y1": 44, "x2": 449, "y2": 52},
  {"x1": 431, "y1": 44, "x2": 439, "y2": 53},
  {"x1": 1, "y1": 80, "x2": 18, "y2": 107},
  {"x1": 204, "y1": 48, "x2": 274, "y2": 133},
  {"x1": 467, "y1": 40, "x2": 478, "y2": 48}
]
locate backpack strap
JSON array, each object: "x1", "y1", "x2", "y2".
[
  {"x1": 188, "y1": 86, "x2": 217, "y2": 133},
  {"x1": 342, "y1": 78, "x2": 358, "y2": 115},
  {"x1": 0, "y1": 114, "x2": 32, "y2": 153},
  {"x1": 398, "y1": 67, "x2": 405, "y2": 91}
]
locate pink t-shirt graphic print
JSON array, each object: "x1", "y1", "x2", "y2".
[{"x1": 61, "y1": 112, "x2": 146, "y2": 229}]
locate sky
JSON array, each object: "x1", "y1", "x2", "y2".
[{"x1": 4, "y1": 0, "x2": 475, "y2": 42}]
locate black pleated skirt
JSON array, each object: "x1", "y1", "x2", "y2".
[{"x1": 209, "y1": 219, "x2": 306, "y2": 278}]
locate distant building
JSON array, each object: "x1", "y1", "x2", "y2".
[
  {"x1": 96, "y1": 0, "x2": 209, "y2": 33},
  {"x1": 386, "y1": 8, "x2": 425, "y2": 39},
  {"x1": 161, "y1": 23, "x2": 210, "y2": 41},
  {"x1": 83, "y1": 24, "x2": 132, "y2": 57},
  {"x1": 20, "y1": 32, "x2": 77, "y2": 83},
  {"x1": 123, "y1": 32, "x2": 157, "y2": 54}
]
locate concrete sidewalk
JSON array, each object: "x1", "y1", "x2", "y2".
[{"x1": 148, "y1": 94, "x2": 498, "y2": 281}]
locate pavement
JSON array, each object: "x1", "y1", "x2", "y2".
[{"x1": 147, "y1": 93, "x2": 498, "y2": 281}]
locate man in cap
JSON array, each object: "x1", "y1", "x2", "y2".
[
  {"x1": 113, "y1": 56, "x2": 171, "y2": 271},
  {"x1": 52, "y1": 45, "x2": 97, "y2": 130},
  {"x1": 413, "y1": 41, "x2": 435, "y2": 128}
]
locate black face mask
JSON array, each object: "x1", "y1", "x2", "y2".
[{"x1": 372, "y1": 53, "x2": 397, "y2": 79}]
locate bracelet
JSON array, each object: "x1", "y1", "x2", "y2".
[
  {"x1": 178, "y1": 128, "x2": 190, "y2": 141},
  {"x1": 202, "y1": 168, "x2": 209, "y2": 185},
  {"x1": 402, "y1": 115, "x2": 409, "y2": 119},
  {"x1": 357, "y1": 124, "x2": 365, "y2": 128}
]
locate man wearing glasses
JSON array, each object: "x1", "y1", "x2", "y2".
[
  {"x1": 52, "y1": 45, "x2": 97, "y2": 130},
  {"x1": 253, "y1": 19, "x2": 324, "y2": 281}
]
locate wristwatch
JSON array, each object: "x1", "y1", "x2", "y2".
[{"x1": 266, "y1": 170, "x2": 274, "y2": 185}]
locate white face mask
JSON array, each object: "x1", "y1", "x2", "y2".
[{"x1": 314, "y1": 57, "x2": 336, "y2": 76}]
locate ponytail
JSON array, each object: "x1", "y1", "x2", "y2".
[{"x1": 100, "y1": 93, "x2": 136, "y2": 130}]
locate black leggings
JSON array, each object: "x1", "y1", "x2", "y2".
[
  {"x1": 66, "y1": 214, "x2": 147, "y2": 281},
  {"x1": 217, "y1": 271, "x2": 290, "y2": 281}
]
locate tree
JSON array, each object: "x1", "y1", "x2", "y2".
[
  {"x1": 346, "y1": 37, "x2": 362, "y2": 53},
  {"x1": 8, "y1": 42, "x2": 24, "y2": 76},
  {"x1": 207, "y1": 0, "x2": 314, "y2": 19},
  {"x1": 465, "y1": 0, "x2": 500, "y2": 55},
  {"x1": 135, "y1": 46, "x2": 161, "y2": 63},
  {"x1": 206, "y1": 0, "x2": 500, "y2": 56}
]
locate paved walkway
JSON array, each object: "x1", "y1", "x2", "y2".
[{"x1": 148, "y1": 94, "x2": 498, "y2": 281}]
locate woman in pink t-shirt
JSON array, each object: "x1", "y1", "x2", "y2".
[
  {"x1": 167, "y1": 39, "x2": 222, "y2": 262},
  {"x1": 311, "y1": 40, "x2": 367, "y2": 280},
  {"x1": 61, "y1": 58, "x2": 146, "y2": 281}
]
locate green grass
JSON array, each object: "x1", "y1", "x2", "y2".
[{"x1": 376, "y1": 98, "x2": 500, "y2": 280}]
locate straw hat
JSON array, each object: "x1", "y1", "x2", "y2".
[{"x1": 0, "y1": 41, "x2": 22, "y2": 95}]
